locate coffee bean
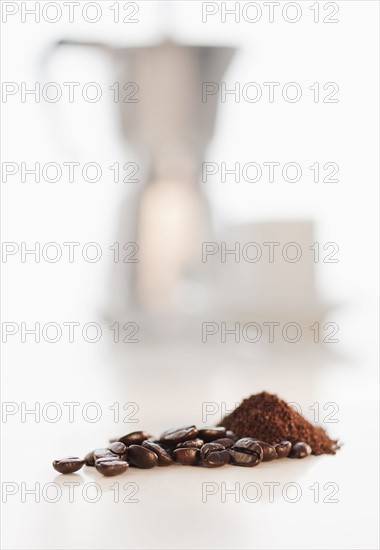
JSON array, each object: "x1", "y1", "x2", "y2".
[
  {"x1": 275, "y1": 441, "x2": 292, "y2": 458},
  {"x1": 118, "y1": 431, "x2": 151, "y2": 446},
  {"x1": 229, "y1": 438, "x2": 263, "y2": 467},
  {"x1": 145, "y1": 438, "x2": 173, "y2": 453},
  {"x1": 142, "y1": 441, "x2": 174, "y2": 466},
  {"x1": 212, "y1": 438, "x2": 235, "y2": 448},
  {"x1": 176, "y1": 438, "x2": 204, "y2": 450},
  {"x1": 128, "y1": 445, "x2": 158, "y2": 468},
  {"x1": 84, "y1": 451, "x2": 95, "y2": 466},
  {"x1": 252, "y1": 440, "x2": 277, "y2": 462},
  {"x1": 288, "y1": 442, "x2": 312, "y2": 459},
  {"x1": 93, "y1": 448, "x2": 115, "y2": 460},
  {"x1": 160, "y1": 426, "x2": 198, "y2": 444},
  {"x1": 229, "y1": 449, "x2": 261, "y2": 466},
  {"x1": 94, "y1": 456, "x2": 120, "y2": 464},
  {"x1": 200, "y1": 443, "x2": 230, "y2": 468},
  {"x1": 95, "y1": 458, "x2": 129, "y2": 476},
  {"x1": 198, "y1": 427, "x2": 227, "y2": 442},
  {"x1": 108, "y1": 442, "x2": 127, "y2": 456},
  {"x1": 172, "y1": 447, "x2": 199, "y2": 466},
  {"x1": 53, "y1": 457, "x2": 84, "y2": 474}
]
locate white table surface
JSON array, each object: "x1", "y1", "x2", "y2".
[{"x1": 2, "y1": 323, "x2": 379, "y2": 550}]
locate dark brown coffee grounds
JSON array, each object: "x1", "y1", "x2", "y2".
[{"x1": 218, "y1": 392, "x2": 340, "y2": 455}]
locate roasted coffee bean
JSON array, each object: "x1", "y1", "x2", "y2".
[
  {"x1": 108, "y1": 442, "x2": 127, "y2": 455},
  {"x1": 84, "y1": 451, "x2": 95, "y2": 467},
  {"x1": 53, "y1": 457, "x2": 84, "y2": 474},
  {"x1": 229, "y1": 438, "x2": 263, "y2": 467},
  {"x1": 212, "y1": 438, "x2": 235, "y2": 449},
  {"x1": 172, "y1": 447, "x2": 199, "y2": 466},
  {"x1": 94, "y1": 456, "x2": 120, "y2": 464},
  {"x1": 160, "y1": 425, "x2": 198, "y2": 444},
  {"x1": 200, "y1": 443, "x2": 230, "y2": 468},
  {"x1": 198, "y1": 427, "x2": 227, "y2": 442},
  {"x1": 159, "y1": 426, "x2": 198, "y2": 445},
  {"x1": 95, "y1": 458, "x2": 129, "y2": 476},
  {"x1": 93, "y1": 448, "x2": 115, "y2": 460},
  {"x1": 200, "y1": 443, "x2": 219, "y2": 460},
  {"x1": 128, "y1": 445, "x2": 158, "y2": 468},
  {"x1": 176, "y1": 438, "x2": 204, "y2": 450},
  {"x1": 288, "y1": 441, "x2": 312, "y2": 459},
  {"x1": 142, "y1": 441, "x2": 174, "y2": 466},
  {"x1": 275, "y1": 441, "x2": 292, "y2": 458},
  {"x1": 146, "y1": 438, "x2": 174, "y2": 452},
  {"x1": 158, "y1": 444, "x2": 174, "y2": 454},
  {"x1": 120, "y1": 451, "x2": 129, "y2": 462},
  {"x1": 251, "y1": 440, "x2": 277, "y2": 462},
  {"x1": 118, "y1": 431, "x2": 151, "y2": 446},
  {"x1": 226, "y1": 430, "x2": 238, "y2": 442}
]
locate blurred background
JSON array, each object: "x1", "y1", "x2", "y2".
[
  {"x1": 2, "y1": 2, "x2": 378, "y2": 322},
  {"x1": 1, "y1": 2, "x2": 379, "y2": 549}
]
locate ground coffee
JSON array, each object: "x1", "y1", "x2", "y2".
[{"x1": 218, "y1": 391, "x2": 339, "y2": 455}]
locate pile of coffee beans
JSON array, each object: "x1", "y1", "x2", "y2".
[
  {"x1": 53, "y1": 426, "x2": 313, "y2": 477},
  {"x1": 219, "y1": 392, "x2": 340, "y2": 455}
]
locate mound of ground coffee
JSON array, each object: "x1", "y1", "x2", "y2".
[{"x1": 218, "y1": 392, "x2": 339, "y2": 455}]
